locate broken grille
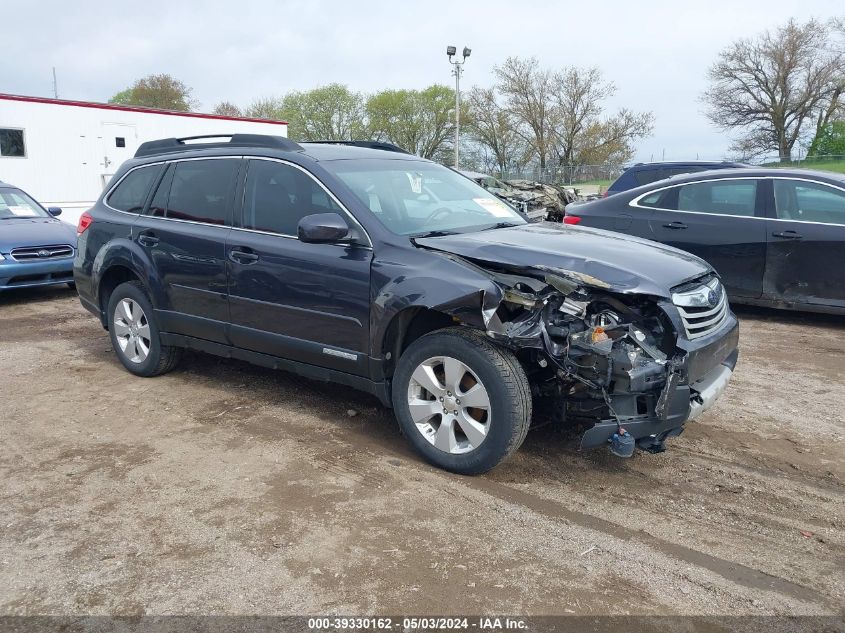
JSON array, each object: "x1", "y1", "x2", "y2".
[
  {"x1": 674, "y1": 278, "x2": 729, "y2": 340},
  {"x1": 9, "y1": 244, "x2": 74, "y2": 262}
]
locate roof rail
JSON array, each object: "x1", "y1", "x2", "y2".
[
  {"x1": 307, "y1": 140, "x2": 411, "y2": 154},
  {"x1": 134, "y1": 134, "x2": 302, "y2": 158}
]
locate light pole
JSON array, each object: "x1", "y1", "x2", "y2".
[{"x1": 447, "y1": 45, "x2": 471, "y2": 168}]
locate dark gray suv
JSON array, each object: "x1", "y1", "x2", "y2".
[{"x1": 75, "y1": 134, "x2": 739, "y2": 473}]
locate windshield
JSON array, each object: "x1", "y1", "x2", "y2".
[
  {"x1": 0, "y1": 189, "x2": 49, "y2": 220},
  {"x1": 323, "y1": 159, "x2": 526, "y2": 236}
]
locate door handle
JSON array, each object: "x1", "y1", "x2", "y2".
[
  {"x1": 662, "y1": 221, "x2": 688, "y2": 230},
  {"x1": 771, "y1": 230, "x2": 802, "y2": 240},
  {"x1": 137, "y1": 231, "x2": 159, "y2": 247},
  {"x1": 229, "y1": 248, "x2": 259, "y2": 264}
]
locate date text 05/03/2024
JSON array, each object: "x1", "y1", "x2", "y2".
[{"x1": 307, "y1": 616, "x2": 529, "y2": 630}]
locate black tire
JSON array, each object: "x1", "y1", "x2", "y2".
[
  {"x1": 106, "y1": 281, "x2": 181, "y2": 377},
  {"x1": 392, "y1": 327, "x2": 532, "y2": 475}
]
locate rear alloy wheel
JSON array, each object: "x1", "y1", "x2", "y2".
[
  {"x1": 392, "y1": 328, "x2": 532, "y2": 474},
  {"x1": 107, "y1": 281, "x2": 181, "y2": 377},
  {"x1": 113, "y1": 298, "x2": 151, "y2": 364}
]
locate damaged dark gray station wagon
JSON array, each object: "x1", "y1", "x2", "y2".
[{"x1": 75, "y1": 135, "x2": 739, "y2": 474}]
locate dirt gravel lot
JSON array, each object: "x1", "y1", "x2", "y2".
[{"x1": 0, "y1": 286, "x2": 843, "y2": 619}]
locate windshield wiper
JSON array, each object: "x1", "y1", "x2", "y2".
[
  {"x1": 480, "y1": 221, "x2": 522, "y2": 231},
  {"x1": 410, "y1": 229, "x2": 460, "y2": 238}
]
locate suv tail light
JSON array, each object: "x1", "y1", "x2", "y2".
[
  {"x1": 563, "y1": 215, "x2": 581, "y2": 225},
  {"x1": 77, "y1": 211, "x2": 93, "y2": 235},
  {"x1": 602, "y1": 190, "x2": 609, "y2": 198}
]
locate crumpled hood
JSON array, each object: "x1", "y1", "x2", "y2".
[
  {"x1": 0, "y1": 218, "x2": 77, "y2": 254},
  {"x1": 415, "y1": 222, "x2": 712, "y2": 298}
]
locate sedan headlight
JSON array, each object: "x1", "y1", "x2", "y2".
[{"x1": 0, "y1": 253, "x2": 5, "y2": 261}]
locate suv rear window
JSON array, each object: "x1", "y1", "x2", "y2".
[
  {"x1": 634, "y1": 169, "x2": 663, "y2": 186},
  {"x1": 152, "y1": 159, "x2": 240, "y2": 225},
  {"x1": 107, "y1": 165, "x2": 161, "y2": 213}
]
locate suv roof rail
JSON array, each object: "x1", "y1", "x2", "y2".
[
  {"x1": 307, "y1": 140, "x2": 411, "y2": 154},
  {"x1": 134, "y1": 134, "x2": 302, "y2": 158}
]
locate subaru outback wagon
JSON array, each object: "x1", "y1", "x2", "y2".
[{"x1": 75, "y1": 134, "x2": 739, "y2": 474}]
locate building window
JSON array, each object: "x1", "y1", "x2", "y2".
[
  {"x1": 115, "y1": 137, "x2": 126, "y2": 148},
  {"x1": 0, "y1": 129, "x2": 25, "y2": 157}
]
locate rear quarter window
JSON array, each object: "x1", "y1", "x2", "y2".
[{"x1": 107, "y1": 165, "x2": 162, "y2": 213}]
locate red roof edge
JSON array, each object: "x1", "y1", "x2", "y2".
[{"x1": 0, "y1": 93, "x2": 288, "y2": 126}]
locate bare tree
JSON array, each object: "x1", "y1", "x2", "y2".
[
  {"x1": 464, "y1": 86, "x2": 528, "y2": 175},
  {"x1": 574, "y1": 109, "x2": 655, "y2": 165},
  {"x1": 213, "y1": 101, "x2": 242, "y2": 117},
  {"x1": 703, "y1": 18, "x2": 844, "y2": 161},
  {"x1": 552, "y1": 67, "x2": 614, "y2": 167},
  {"x1": 109, "y1": 74, "x2": 198, "y2": 111},
  {"x1": 244, "y1": 97, "x2": 285, "y2": 121},
  {"x1": 493, "y1": 57, "x2": 557, "y2": 169}
]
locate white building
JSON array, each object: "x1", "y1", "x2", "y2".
[{"x1": 0, "y1": 94, "x2": 288, "y2": 225}]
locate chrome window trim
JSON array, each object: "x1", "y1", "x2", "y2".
[
  {"x1": 104, "y1": 155, "x2": 373, "y2": 247},
  {"x1": 102, "y1": 156, "x2": 236, "y2": 216},
  {"x1": 239, "y1": 155, "x2": 373, "y2": 249},
  {"x1": 628, "y1": 175, "x2": 845, "y2": 227},
  {"x1": 103, "y1": 160, "x2": 168, "y2": 214}
]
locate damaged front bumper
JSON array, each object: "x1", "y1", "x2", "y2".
[
  {"x1": 473, "y1": 263, "x2": 740, "y2": 455},
  {"x1": 580, "y1": 336, "x2": 738, "y2": 450}
]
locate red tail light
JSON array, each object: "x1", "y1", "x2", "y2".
[
  {"x1": 77, "y1": 211, "x2": 93, "y2": 235},
  {"x1": 602, "y1": 190, "x2": 609, "y2": 198},
  {"x1": 563, "y1": 215, "x2": 581, "y2": 225}
]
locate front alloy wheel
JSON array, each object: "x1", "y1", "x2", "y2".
[
  {"x1": 392, "y1": 328, "x2": 532, "y2": 475},
  {"x1": 407, "y1": 356, "x2": 491, "y2": 454}
]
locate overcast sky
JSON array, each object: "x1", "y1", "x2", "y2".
[{"x1": 4, "y1": 0, "x2": 841, "y2": 162}]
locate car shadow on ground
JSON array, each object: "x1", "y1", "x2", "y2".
[
  {"x1": 0, "y1": 284, "x2": 77, "y2": 307},
  {"x1": 732, "y1": 303, "x2": 844, "y2": 328}
]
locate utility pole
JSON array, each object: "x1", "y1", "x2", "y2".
[
  {"x1": 52, "y1": 67, "x2": 58, "y2": 99},
  {"x1": 446, "y1": 45, "x2": 471, "y2": 169}
]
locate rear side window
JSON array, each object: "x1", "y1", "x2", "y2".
[
  {"x1": 242, "y1": 159, "x2": 341, "y2": 235},
  {"x1": 774, "y1": 179, "x2": 845, "y2": 224},
  {"x1": 107, "y1": 165, "x2": 161, "y2": 213},
  {"x1": 160, "y1": 159, "x2": 240, "y2": 225},
  {"x1": 677, "y1": 180, "x2": 757, "y2": 216},
  {"x1": 638, "y1": 191, "x2": 665, "y2": 208}
]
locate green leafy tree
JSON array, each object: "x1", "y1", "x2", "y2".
[
  {"x1": 109, "y1": 74, "x2": 198, "y2": 111},
  {"x1": 280, "y1": 84, "x2": 366, "y2": 141},
  {"x1": 366, "y1": 85, "x2": 455, "y2": 159},
  {"x1": 809, "y1": 120, "x2": 845, "y2": 157}
]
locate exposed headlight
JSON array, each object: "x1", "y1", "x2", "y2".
[
  {"x1": 0, "y1": 253, "x2": 5, "y2": 261},
  {"x1": 672, "y1": 278, "x2": 722, "y2": 308}
]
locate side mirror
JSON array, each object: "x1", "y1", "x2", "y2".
[
  {"x1": 298, "y1": 213, "x2": 354, "y2": 244},
  {"x1": 47, "y1": 207, "x2": 62, "y2": 217}
]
